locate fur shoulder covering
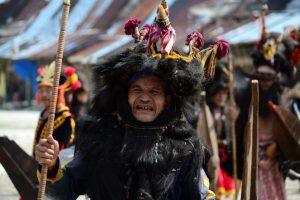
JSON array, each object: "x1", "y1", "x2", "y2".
[{"x1": 76, "y1": 114, "x2": 125, "y2": 161}]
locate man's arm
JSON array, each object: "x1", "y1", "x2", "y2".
[
  {"x1": 169, "y1": 154, "x2": 216, "y2": 200},
  {"x1": 35, "y1": 136, "x2": 88, "y2": 199},
  {"x1": 198, "y1": 169, "x2": 216, "y2": 200},
  {"x1": 43, "y1": 153, "x2": 88, "y2": 199}
]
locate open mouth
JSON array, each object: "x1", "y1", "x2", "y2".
[{"x1": 136, "y1": 105, "x2": 154, "y2": 111}]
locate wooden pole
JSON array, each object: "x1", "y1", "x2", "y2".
[
  {"x1": 260, "y1": 4, "x2": 268, "y2": 42},
  {"x1": 241, "y1": 80, "x2": 259, "y2": 200},
  {"x1": 250, "y1": 80, "x2": 259, "y2": 200},
  {"x1": 198, "y1": 92, "x2": 219, "y2": 192},
  {"x1": 228, "y1": 53, "x2": 238, "y2": 199},
  {"x1": 37, "y1": 1, "x2": 71, "y2": 199}
]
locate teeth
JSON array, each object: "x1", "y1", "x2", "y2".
[{"x1": 137, "y1": 106, "x2": 153, "y2": 111}]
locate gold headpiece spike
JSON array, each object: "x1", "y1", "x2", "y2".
[
  {"x1": 157, "y1": 5, "x2": 166, "y2": 20},
  {"x1": 156, "y1": 5, "x2": 170, "y2": 27},
  {"x1": 161, "y1": 0, "x2": 167, "y2": 9},
  {"x1": 261, "y1": 3, "x2": 268, "y2": 13}
]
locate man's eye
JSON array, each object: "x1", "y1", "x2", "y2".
[
  {"x1": 132, "y1": 88, "x2": 141, "y2": 92},
  {"x1": 151, "y1": 90, "x2": 160, "y2": 95}
]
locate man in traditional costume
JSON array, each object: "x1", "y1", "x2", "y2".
[
  {"x1": 34, "y1": 62, "x2": 81, "y2": 154},
  {"x1": 235, "y1": 31, "x2": 298, "y2": 200},
  {"x1": 205, "y1": 64, "x2": 236, "y2": 199},
  {"x1": 35, "y1": 1, "x2": 229, "y2": 199},
  {"x1": 0, "y1": 63, "x2": 81, "y2": 200}
]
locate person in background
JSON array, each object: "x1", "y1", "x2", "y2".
[
  {"x1": 70, "y1": 87, "x2": 89, "y2": 120},
  {"x1": 235, "y1": 32, "x2": 297, "y2": 200},
  {"x1": 33, "y1": 62, "x2": 81, "y2": 154},
  {"x1": 206, "y1": 64, "x2": 236, "y2": 199}
]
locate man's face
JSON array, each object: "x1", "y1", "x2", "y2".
[
  {"x1": 257, "y1": 66, "x2": 276, "y2": 91},
  {"x1": 259, "y1": 78, "x2": 275, "y2": 91},
  {"x1": 38, "y1": 86, "x2": 52, "y2": 108},
  {"x1": 212, "y1": 90, "x2": 227, "y2": 108},
  {"x1": 77, "y1": 92, "x2": 88, "y2": 104},
  {"x1": 128, "y1": 76, "x2": 170, "y2": 122}
]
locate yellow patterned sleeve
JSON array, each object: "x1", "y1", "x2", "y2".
[
  {"x1": 206, "y1": 189, "x2": 216, "y2": 200},
  {"x1": 69, "y1": 117, "x2": 76, "y2": 144},
  {"x1": 37, "y1": 159, "x2": 63, "y2": 184},
  {"x1": 200, "y1": 169, "x2": 216, "y2": 200}
]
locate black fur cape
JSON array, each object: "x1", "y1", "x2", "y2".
[{"x1": 76, "y1": 42, "x2": 209, "y2": 200}]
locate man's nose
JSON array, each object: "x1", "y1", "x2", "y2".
[
  {"x1": 40, "y1": 93, "x2": 48, "y2": 98},
  {"x1": 139, "y1": 93, "x2": 151, "y2": 102}
]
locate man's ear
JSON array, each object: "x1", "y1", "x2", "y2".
[{"x1": 165, "y1": 95, "x2": 171, "y2": 108}]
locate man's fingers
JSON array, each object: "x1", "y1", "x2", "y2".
[
  {"x1": 37, "y1": 138, "x2": 55, "y2": 150},
  {"x1": 47, "y1": 135, "x2": 59, "y2": 150},
  {"x1": 35, "y1": 144, "x2": 54, "y2": 153},
  {"x1": 45, "y1": 148, "x2": 55, "y2": 155},
  {"x1": 35, "y1": 136, "x2": 59, "y2": 167},
  {"x1": 44, "y1": 142, "x2": 55, "y2": 150},
  {"x1": 39, "y1": 138, "x2": 48, "y2": 145},
  {"x1": 37, "y1": 142, "x2": 54, "y2": 151},
  {"x1": 36, "y1": 157, "x2": 54, "y2": 166},
  {"x1": 35, "y1": 149, "x2": 56, "y2": 166},
  {"x1": 35, "y1": 150, "x2": 54, "y2": 160},
  {"x1": 47, "y1": 135, "x2": 56, "y2": 145}
]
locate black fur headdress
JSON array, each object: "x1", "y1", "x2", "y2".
[{"x1": 91, "y1": 43, "x2": 202, "y2": 124}]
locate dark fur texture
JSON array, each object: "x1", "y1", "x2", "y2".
[{"x1": 77, "y1": 115, "x2": 205, "y2": 200}]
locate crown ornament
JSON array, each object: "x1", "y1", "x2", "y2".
[
  {"x1": 124, "y1": 0, "x2": 229, "y2": 80},
  {"x1": 37, "y1": 61, "x2": 55, "y2": 87}
]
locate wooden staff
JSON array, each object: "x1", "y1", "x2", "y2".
[
  {"x1": 37, "y1": 0, "x2": 71, "y2": 199},
  {"x1": 241, "y1": 80, "x2": 259, "y2": 200},
  {"x1": 227, "y1": 53, "x2": 238, "y2": 198},
  {"x1": 260, "y1": 4, "x2": 268, "y2": 41},
  {"x1": 197, "y1": 92, "x2": 219, "y2": 192}
]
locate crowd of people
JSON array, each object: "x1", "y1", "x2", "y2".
[{"x1": 0, "y1": 1, "x2": 300, "y2": 200}]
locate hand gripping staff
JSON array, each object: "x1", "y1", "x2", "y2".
[{"x1": 37, "y1": 0, "x2": 71, "y2": 199}]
